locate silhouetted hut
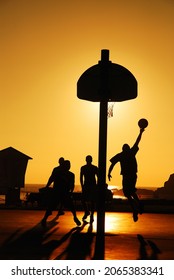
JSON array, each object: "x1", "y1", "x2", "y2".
[{"x1": 0, "y1": 147, "x2": 32, "y2": 205}]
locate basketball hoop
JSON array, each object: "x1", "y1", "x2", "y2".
[{"x1": 107, "y1": 102, "x2": 115, "y2": 118}]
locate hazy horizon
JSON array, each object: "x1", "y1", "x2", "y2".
[{"x1": 22, "y1": 183, "x2": 157, "y2": 193}]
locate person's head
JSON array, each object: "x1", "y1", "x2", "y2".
[
  {"x1": 86, "y1": 155, "x2": 92, "y2": 164},
  {"x1": 64, "y1": 160, "x2": 71, "y2": 171},
  {"x1": 122, "y1": 144, "x2": 130, "y2": 152},
  {"x1": 58, "y1": 157, "x2": 64, "y2": 165}
]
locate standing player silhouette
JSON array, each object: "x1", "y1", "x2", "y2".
[
  {"x1": 80, "y1": 155, "x2": 98, "y2": 223},
  {"x1": 41, "y1": 159, "x2": 81, "y2": 226}
]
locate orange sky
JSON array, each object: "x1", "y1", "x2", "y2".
[{"x1": 1, "y1": 0, "x2": 174, "y2": 188}]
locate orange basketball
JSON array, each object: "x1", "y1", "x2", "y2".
[{"x1": 138, "y1": 118, "x2": 148, "y2": 128}]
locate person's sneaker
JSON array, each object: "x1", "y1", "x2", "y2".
[
  {"x1": 82, "y1": 211, "x2": 90, "y2": 221},
  {"x1": 74, "y1": 217, "x2": 81, "y2": 226},
  {"x1": 133, "y1": 211, "x2": 138, "y2": 222}
]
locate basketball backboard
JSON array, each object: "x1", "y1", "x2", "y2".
[{"x1": 77, "y1": 58, "x2": 137, "y2": 102}]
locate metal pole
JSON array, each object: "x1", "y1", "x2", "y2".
[{"x1": 94, "y1": 49, "x2": 109, "y2": 259}]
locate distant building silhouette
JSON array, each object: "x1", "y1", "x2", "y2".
[
  {"x1": 0, "y1": 147, "x2": 32, "y2": 205},
  {"x1": 154, "y1": 173, "x2": 174, "y2": 199}
]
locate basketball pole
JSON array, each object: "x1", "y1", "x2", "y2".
[
  {"x1": 77, "y1": 49, "x2": 137, "y2": 259},
  {"x1": 94, "y1": 50, "x2": 109, "y2": 259}
]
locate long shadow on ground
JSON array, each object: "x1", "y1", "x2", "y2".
[
  {"x1": 0, "y1": 218, "x2": 95, "y2": 260},
  {"x1": 55, "y1": 222, "x2": 95, "y2": 259}
]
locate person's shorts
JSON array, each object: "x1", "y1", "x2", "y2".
[
  {"x1": 82, "y1": 186, "x2": 97, "y2": 201},
  {"x1": 122, "y1": 174, "x2": 137, "y2": 197}
]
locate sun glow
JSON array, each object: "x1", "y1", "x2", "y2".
[
  {"x1": 1, "y1": 0, "x2": 174, "y2": 188},
  {"x1": 105, "y1": 214, "x2": 121, "y2": 233}
]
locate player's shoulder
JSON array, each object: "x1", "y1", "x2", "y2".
[
  {"x1": 110, "y1": 152, "x2": 121, "y2": 161},
  {"x1": 81, "y1": 164, "x2": 86, "y2": 170},
  {"x1": 52, "y1": 166, "x2": 60, "y2": 173}
]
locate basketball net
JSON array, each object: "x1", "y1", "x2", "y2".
[{"x1": 107, "y1": 102, "x2": 115, "y2": 118}]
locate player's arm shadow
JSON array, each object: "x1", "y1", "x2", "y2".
[{"x1": 137, "y1": 234, "x2": 161, "y2": 260}]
